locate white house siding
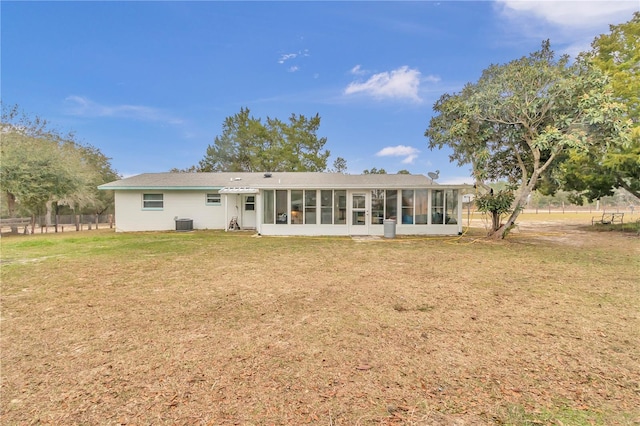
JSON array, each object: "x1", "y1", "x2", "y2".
[
  {"x1": 257, "y1": 224, "x2": 461, "y2": 236},
  {"x1": 113, "y1": 191, "x2": 226, "y2": 232},
  {"x1": 258, "y1": 223, "x2": 351, "y2": 236}
]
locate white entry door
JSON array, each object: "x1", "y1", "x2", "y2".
[
  {"x1": 242, "y1": 195, "x2": 256, "y2": 229},
  {"x1": 349, "y1": 193, "x2": 369, "y2": 235}
]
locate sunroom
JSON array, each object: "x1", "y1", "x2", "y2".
[{"x1": 256, "y1": 186, "x2": 463, "y2": 236}]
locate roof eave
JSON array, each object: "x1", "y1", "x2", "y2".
[{"x1": 98, "y1": 185, "x2": 224, "y2": 191}]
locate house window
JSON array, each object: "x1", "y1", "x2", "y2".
[
  {"x1": 370, "y1": 190, "x2": 400, "y2": 223},
  {"x1": 385, "y1": 190, "x2": 398, "y2": 220},
  {"x1": 321, "y1": 190, "x2": 333, "y2": 224},
  {"x1": 276, "y1": 190, "x2": 288, "y2": 224},
  {"x1": 334, "y1": 190, "x2": 346, "y2": 224},
  {"x1": 264, "y1": 189, "x2": 343, "y2": 225},
  {"x1": 445, "y1": 189, "x2": 458, "y2": 224},
  {"x1": 143, "y1": 193, "x2": 163, "y2": 209},
  {"x1": 415, "y1": 189, "x2": 428, "y2": 224},
  {"x1": 263, "y1": 190, "x2": 274, "y2": 224},
  {"x1": 305, "y1": 190, "x2": 317, "y2": 224},
  {"x1": 402, "y1": 190, "x2": 414, "y2": 224},
  {"x1": 291, "y1": 190, "x2": 303, "y2": 224},
  {"x1": 432, "y1": 190, "x2": 444, "y2": 224},
  {"x1": 206, "y1": 192, "x2": 221, "y2": 205},
  {"x1": 245, "y1": 195, "x2": 255, "y2": 211},
  {"x1": 371, "y1": 190, "x2": 384, "y2": 224}
]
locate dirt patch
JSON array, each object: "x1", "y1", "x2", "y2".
[{"x1": 471, "y1": 215, "x2": 639, "y2": 249}]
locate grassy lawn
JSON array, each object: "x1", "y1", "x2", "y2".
[{"x1": 1, "y1": 222, "x2": 639, "y2": 425}]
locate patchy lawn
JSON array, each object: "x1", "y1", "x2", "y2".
[{"x1": 1, "y1": 220, "x2": 638, "y2": 425}]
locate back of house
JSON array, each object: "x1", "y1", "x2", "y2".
[{"x1": 98, "y1": 172, "x2": 470, "y2": 236}]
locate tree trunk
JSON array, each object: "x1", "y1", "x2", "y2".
[
  {"x1": 45, "y1": 200, "x2": 53, "y2": 227},
  {"x1": 6, "y1": 191, "x2": 16, "y2": 216},
  {"x1": 493, "y1": 191, "x2": 531, "y2": 239},
  {"x1": 6, "y1": 191, "x2": 18, "y2": 233},
  {"x1": 490, "y1": 212, "x2": 501, "y2": 233},
  {"x1": 619, "y1": 180, "x2": 640, "y2": 201}
]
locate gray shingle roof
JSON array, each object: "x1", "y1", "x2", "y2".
[{"x1": 98, "y1": 172, "x2": 463, "y2": 190}]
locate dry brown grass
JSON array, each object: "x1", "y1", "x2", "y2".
[{"x1": 1, "y1": 218, "x2": 639, "y2": 425}]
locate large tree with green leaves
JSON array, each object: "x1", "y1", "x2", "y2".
[
  {"x1": 1, "y1": 105, "x2": 119, "y2": 227},
  {"x1": 330, "y1": 157, "x2": 348, "y2": 173},
  {"x1": 197, "y1": 107, "x2": 330, "y2": 172},
  {"x1": 556, "y1": 13, "x2": 639, "y2": 202},
  {"x1": 425, "y1": 41, "x2": 631, "y2": 238}
]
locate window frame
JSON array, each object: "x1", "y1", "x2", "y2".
[
  {"x1": 142, "y1": 193, "x2": 164, "y2": 210},
  {"x1": 304, "y1": 190, "x2": 317, "y2": 225},
  {"x1": 333, "y1": 190, "x2": 346, "y2": 225},
  {"x1": 290, "y1": 190, "x2": 303, "y2": 224},
  {"x1": 431, "y1": 190, "x2": 445, "y2": 224},
  {"x1": 385, "y1": 190, "x2": 398, "y2": 220},
  {"x1": 244, "y1": 195, "x2": 255, "y2": 211},
  {"x1": 414, "y1": 189, "x2": 428, "y2": 224},
  {"x1": 206, "y1": 192, "x2": 221, "y2": 206},
  {"x1": 401, "y1": 190, "x2": 414, "y2": 224},
  {"x1": 275, "y1": 190, "x2": 288, "y2": 224},
  {"x1": 445, "y1": 189, "x2": 459, "y2": 224},
  {"x1": 370, "y1": 190, "x2": 385, "y2": 225},
  {"x1": 263, "y1": 190, "x2": 275, "y2": 224},
  {"x1": 320, "y1": 190, "x2": 333, "y2": 224}
]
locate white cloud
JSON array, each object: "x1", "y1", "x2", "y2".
[
  {"x1": 376, "y1": 145, "x2": 420, "y2": 164},
  {"x1": 344, "y1": 66, "x2": 423, "y2": 102},
  {"x1": 495, "y1": 0, "x2": 638, "y2": 55},
  {"x1": 64, "y1": 95, "x2": 184, "y2": 124},
  {"x1": 288, "y1": 66, "x2": 300, "y2": 73},
  {"x1": 278, "y1": 53, "x2": 298, "y2": 64},
  {"x1": 424, "y1": 74, "x2": 441, "y2": 83},
  {"x1": 350, "y1": 65, "x2": 367, "y2": 75},
  {"x1": 440, "y1": 175, "x2": 475, "y2": 185},
  {"x1": 377, "y1": 145, "x2": 419, "y2": 157},
  {"x1": 496, "y1": 0, "x2": 637, "y2": 29},
  {"x1": 278, "y1": 49, "x2": 310, "y2": 64},
  {"x1": 401, "y1": 154, "x2": 419, "y2": 164}
]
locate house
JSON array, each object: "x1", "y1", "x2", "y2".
[{"x1": 98, "y1": 172, "x2": 470, "y2": 236}]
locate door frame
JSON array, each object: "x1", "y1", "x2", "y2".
[
  {"x1": 242, "y1": 194, "x2": 257, "y2": 229},
  {"x1": 349, "y1": 192, "x2": 369, "y2": 235}
]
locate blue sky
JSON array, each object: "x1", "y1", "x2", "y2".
[{"x1": 2, "y1": 1, "x2": 638, "y2": 183}]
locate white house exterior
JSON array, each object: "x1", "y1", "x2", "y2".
[{"x1": 98, "y1": 172, "x2": 470, "y2": 236}]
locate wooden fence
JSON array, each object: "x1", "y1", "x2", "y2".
[{"x1": 0, "y1": 214, "x2": 114, "y2": 235}]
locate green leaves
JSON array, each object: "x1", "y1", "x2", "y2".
[
  {"x1": 475, "y1": 190, "x2": 515, "y2": 215},
  {"x1": 559, "y1": 13, "x2": 640, "y2": 201},
  {"x1": 197, "y1": 108, "x2": 330, "y2": 172},
  {"x1": 425, "y1": 39, "x2": 632, "y2": 238},
  {"x1": 0, "y1": 105, "x2": 118, "y2": 218},
  {"x1": 474, "y1": 189, "x2": 516, "y2": 233}
]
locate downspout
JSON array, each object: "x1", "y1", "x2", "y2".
[
  {"x1": 224, "y1": 193, "x2": 228, "y2": 232},
  {"x1": 256, "y1": 191, "x2": 261, "y2": 235},
  {"x1": 457, "y1": 190, "x2": 463, "y2": 235},
  {"x1": 235, "y1": 195, "x2": 240, "y2": 228}
]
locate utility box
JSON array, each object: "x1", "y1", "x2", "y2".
[
  {"x1": 383, "y1": 219, "x2": 396, "y2": 238},
  {"x1": 175, "y1": 218, "x2": 193, "y2": 231}
]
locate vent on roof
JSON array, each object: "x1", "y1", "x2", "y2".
[{"x1": 264, "y1": 173, "x2": 272, "y2": 178}]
